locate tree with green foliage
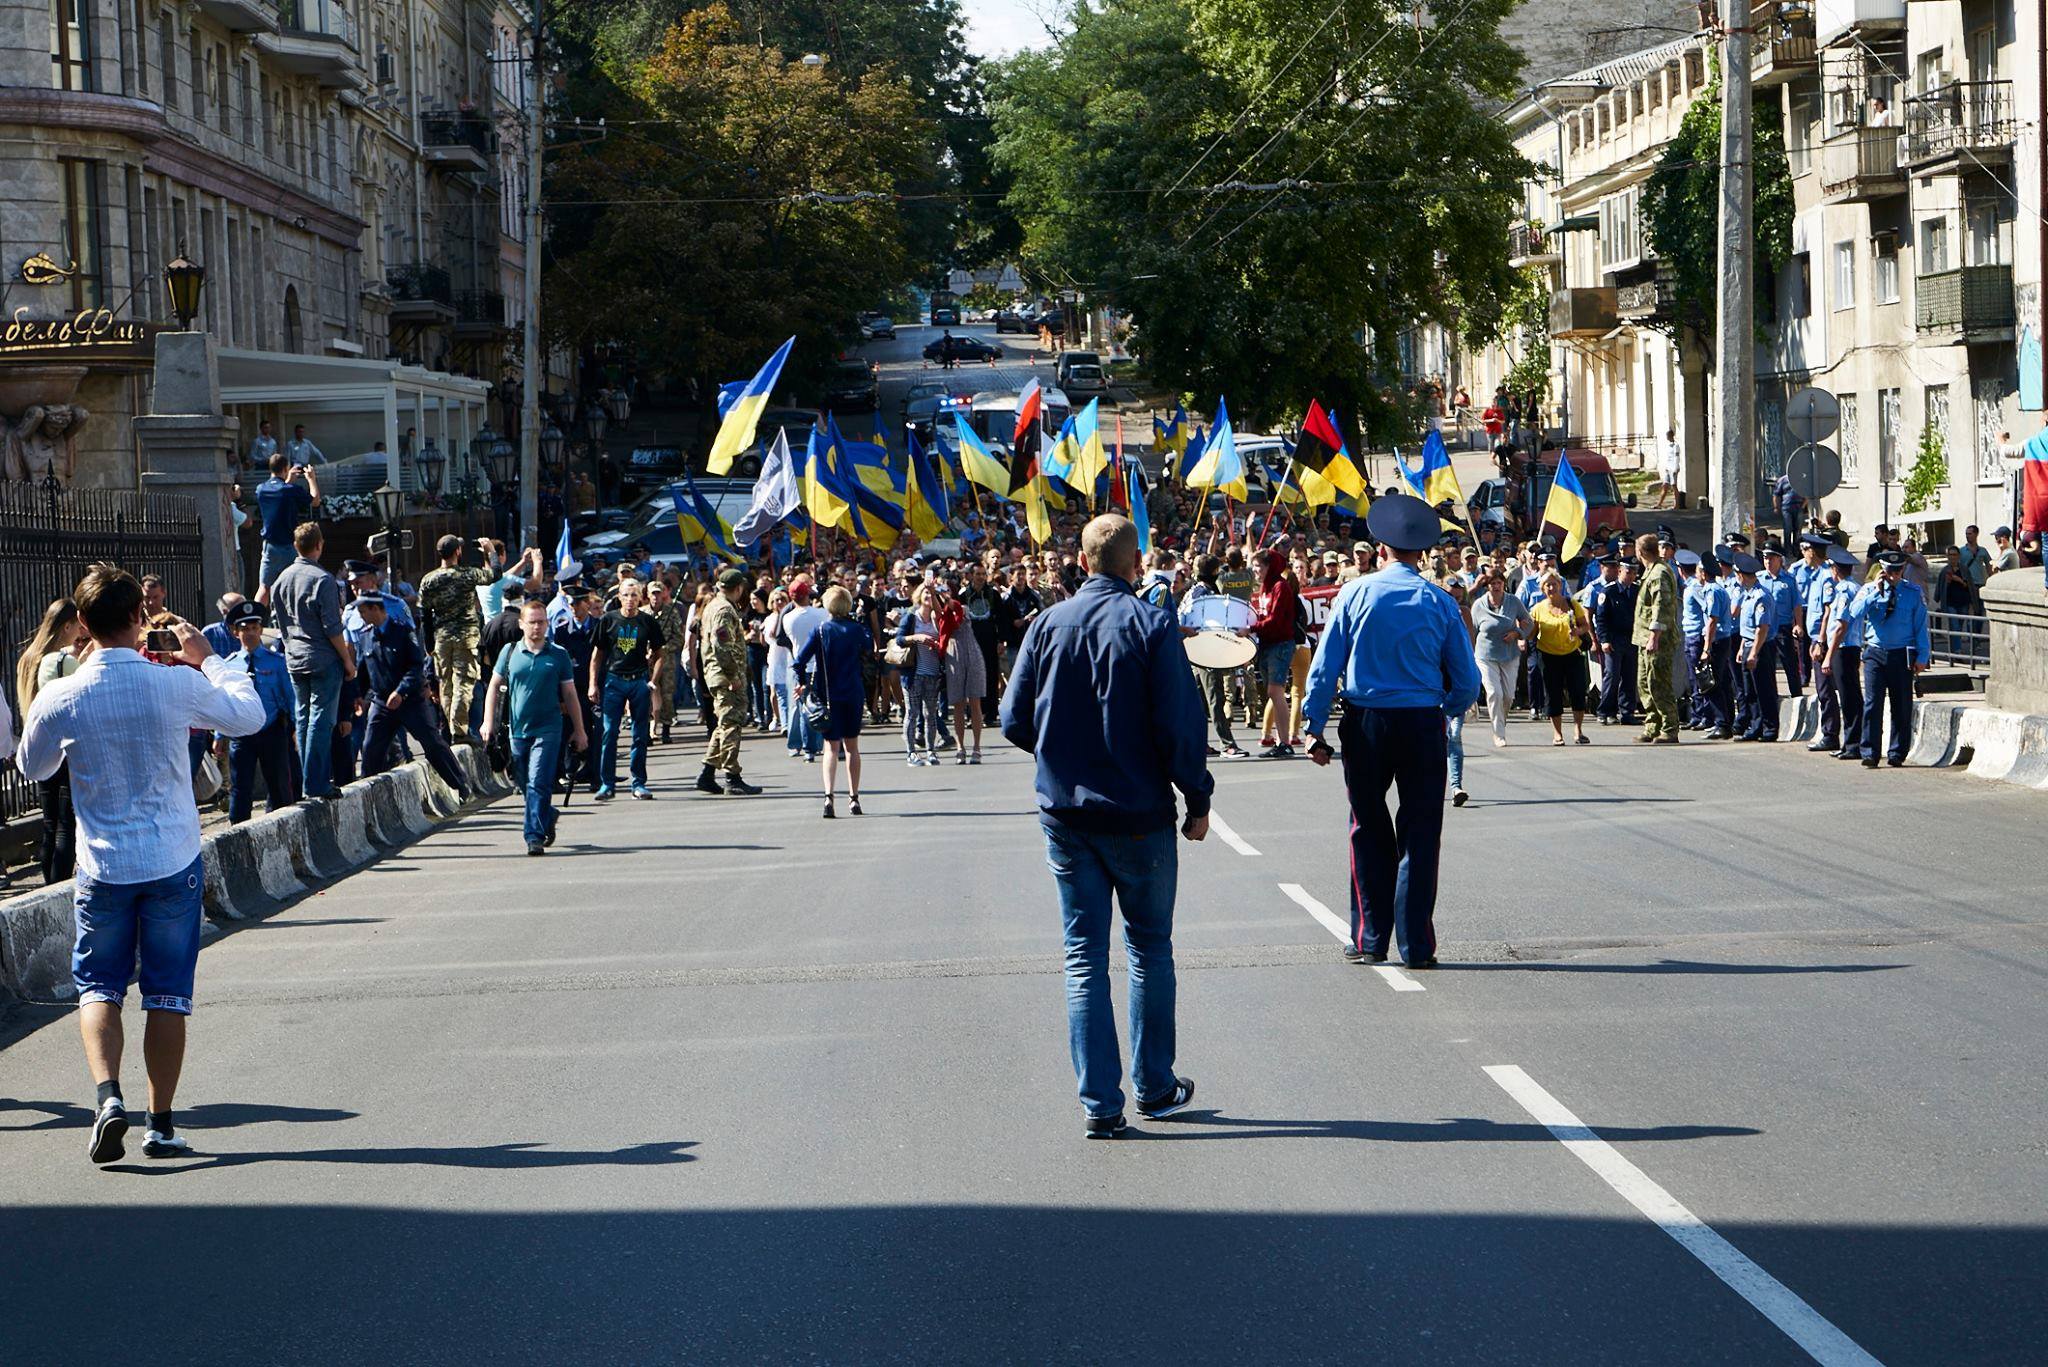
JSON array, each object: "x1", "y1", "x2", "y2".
[
  {"x1": 987, "y1": 0, "x2": 1529, "y2": 443},
  {"x1": 1900, "y1": 422, "x2": 1947, "y2": 515},
  {"x1": 1642, "y1": 66, "x2": 1795, "y2": 350}
]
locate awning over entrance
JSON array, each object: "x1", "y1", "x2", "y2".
[{"x1": 217, "y1": 348, "x2": 492, "y2": 494}]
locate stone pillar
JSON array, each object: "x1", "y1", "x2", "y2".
[
  {"x1": 1981, "y1": 569, "x2": 2048, "y2": 715},
  {"x1": 134, "y1": 332, "x2": 240, "y2": 613}
]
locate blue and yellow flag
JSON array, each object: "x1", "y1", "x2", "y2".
[
  {"x1": 1042, "y1": 413, "x2": 1082, "y2": 493},
  {"x1": 1417, "y1": 428, "x2": 1464, "y2": 508},
  {"x1": 1540, "y1": 449, "x2": 1590, "y2": 562},
  {"x1": 953, "y1": 413, "x2": 1012, "y2": 497},
  {"x1": 1152, "y1": 403, "x2": 1188, "y2": 466},
  {"x1": 1186, "y1": 398, "x2": 1248, "y2": 500},
  {"x1": 674, "y1": 468, "x2": 741, "y2": 563},
  {"x1": 1069, "y1": 398, "x2": 1109, "y2": 493},
  {"x1": 906, "y1": 429, "x2": 950, "y2": 543},
  {"x1": 707, "y1": 336, "x2": 794, "y2": 476},
  {"x1": 1176, "y1": 423, "x2": 1207, "y2": 483},
  {"x1": 1128, "y1": 461, "x2": 1150, "y2": 553}
]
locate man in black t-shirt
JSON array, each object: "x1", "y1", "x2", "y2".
[{"x1": 587, "y1": 577, "x2": 666, "y2": 800}]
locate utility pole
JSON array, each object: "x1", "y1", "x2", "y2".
[
  {"x1": 1712, "y1": 13, "x2": 1755, "y2": 543},
  {"x1": 517, "y1": 0, "x2": 546, "y2": 548}
]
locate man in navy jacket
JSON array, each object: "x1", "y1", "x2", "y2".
[{"x1": 1000, "y1": 514, "x2": 1213, "y2": 1139}]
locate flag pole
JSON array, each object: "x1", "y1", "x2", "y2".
[{"x1": 1257, "y1": 459, "x2": 1294, "y2": 548}]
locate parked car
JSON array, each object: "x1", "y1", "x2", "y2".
[
  {"x1": 1054, "y1": 352, "x2": 1100, "y2": 388},
  {"x1": 1032, "y1": 310, "x2": 1067, "y2": 336},
  {"x1": 1466, "y1": 447, "x2": 1634, "y2": 555},
  {"x1": 993, "y1": 308, "x2": 1032, "y2": 333},
  {"x1": 901, "y1": 379, "x2": 957, "y2": 426},
  {"x1": 823, "y1": 358, "x2": 880, "y2": 412},
  {"x1": 619, "y1": 444, "x2": 691, "y2": 494},
  {"x1": 923, "y1": 335, "x2": 1004, "y2": 366},
  {"x1": 858, "y1": 314, "x2": 896, "y2": 339}
]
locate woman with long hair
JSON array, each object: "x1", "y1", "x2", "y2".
[
  {"x1": 15, "y1": 597, "x2": 88, "y2": 883},
  {"x1": 1529, "y1": 571, "x2": 1596, "y2": 746},
  {"x1": 895, "y1": 581, "x2": 949, "y2": 767},
  {"x1": 760, "y1": 587, "x2": 791, "y2": 734},
  {"x1": 933, "y1": 582, "x2": 988, "y2": 765},
  {"x1": 1468, "y1": 569, "x2": 1530, "y2": 747},
  {"x1": 793, "y1": 585, "x2": 874, "y2": 818}
]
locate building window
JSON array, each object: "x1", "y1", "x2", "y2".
[
  {"x1": 51, "y1": 0, "x2": 95, "y2": 91},
  {"x1": 1878, "y1": 388, "x2": 1901, "y2": 482},
  {"x1": 1975, "y1": 379, "x2": 2009, "y2": 484},
  {"x1": 215, "y1": 43, "x2": 231, "y2": 132},
  {"x1": 1789, "y1": 251, "x2": 1811, "y2": 320},
  {"x1": 1838, "y1": 394, "x2": 1860, "y2": 484},
  {"x1": 142, "y1": 184, "x2": 161, "y2": 321},
  {"x1": 1924, "y1": 385, "x2": 1949, "y2": 481},
  {"x1": 1786, "y1": 94, "x2": 1813, "y2": 176},
  {"x1": 1920, "y1": 217, "x2": 1949, "y2": 274},
  {"x1": 1873, "y1": 234, "x2": 1900, "y2": 302},
  {"x1": 59, "y1": 159, "x2": 106, "y2": 310},
  {"x1": 283, "y1": 284, "x2": 302, "y2": 353},
  {"x1": 1759, "y1": 398, "x2": 1786, "y2": 480},
  {"x1": 1966, "y1": 192, "x2": 2013, "y2": 267},
  {"x1": 1833, "y1": 242, "x2": 1855, "y2": 309},
  {"x1": 159, "y1": 15, "x2": 175, "y2": 108},
  {"x1": 241, "y1": 60, "x2": 255, "y2": 142},
  {"x1": 188, "y1": 26, "x2": 203, "y2": 119}
]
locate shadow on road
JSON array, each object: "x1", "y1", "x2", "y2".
[
  {"x1": 1449, "y1": 960, "x2": 1906, "y2": 976},
  {"x1": 0, "y1": 1204, "x2": 2033, "y2": 1362},
  {"x1": 105, "y1": 1138, "x2": 696, "y2": 1175},
  {"x1": 0, "y1": 1100, "x2": 359, "y2": 1132},
  {"x1": 1125, "y1": 1111, "x2": 1760, "y2": 1143}
]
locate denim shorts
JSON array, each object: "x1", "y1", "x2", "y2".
[
  {"x1": 1258, "y1": 640, "x2": 1297, "y2": 686},
  {"x1": 72, "y1": 854, "x2": 205, "y2": 1015}
]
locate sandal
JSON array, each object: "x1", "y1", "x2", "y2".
[
  {"x1": 1552, "y1": 737, "x2": 1566, "y2": 747},
  {"x1": 850, "y1": 797, "x2": 864, "y2": 816},
  {"x1": 1575, "y1": 734, "x2": 1591, "y2": 745}
]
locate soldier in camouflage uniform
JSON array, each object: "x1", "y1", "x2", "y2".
[
  {"x1": 1632, "y1": 533, "x2": 1683, "y2": 744},
  {"x1": 417, "y1": 535, "x2": 497, "y2": 742},
  {"x1": 697, "y1": 568, "x2": 761, "y2": 795},
  {"x1": 647, "y1": 578, "x2": 687, "y2": 745}
]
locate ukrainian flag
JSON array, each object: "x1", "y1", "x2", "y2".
[
  {"x1": 1042, "y1": 413, "x2": 1082, "y2": 493},
  {"x1": 1186, "y1": 398, "x2": 1248, "y2": 500},
  {"x1": 673, "y1": 469, "x2": 742, "y2": 563},
  {"x1": 906, "y1": 430, "x2": 950, "y2": 543},
  {"x1": 1069, "y1": 398, "x2": 1109, "y2": 492},
  {"x1": 1153, "y1": 402, "x2": 1189, "y2": 466},
  {"x1": 706, "y1": 336, "x2": 794, "y2": 476},
  {"x1": 1176, "y1": 424, "x2": 1207, "y2": 483},
  {"x1": 953, "y1": 413, "x2": 1013, "y2": 497},
  {"x1": 1128, "y1": 461, "x2": 1151, "y2": 552},
  {"x1": 1417, "y1": 429, "x2": 1464, "y2": 508},
  {"x1": 802, "y1": 424, "x2": 854, "y2": 533},
  {"x1": 1540, "y1": 448, "x2": 1591, "y2": 562}
]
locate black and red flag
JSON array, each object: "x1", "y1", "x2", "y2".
[
  {"x1": 1008, "y1": 379, "x2": 1044, "y2": 494},
  {"x1": 1294, "y1": 399, "x2": 1365, "y2": 496}
]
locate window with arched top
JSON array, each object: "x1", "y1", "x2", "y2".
[{"x1": 283, "y1": 284, "x2": 302, "y2": 352}]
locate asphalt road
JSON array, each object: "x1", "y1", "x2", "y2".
[{"x1": 1, "y1": 705, "x2": 2041, "y2": 1364}]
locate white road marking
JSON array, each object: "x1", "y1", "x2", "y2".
[
  {"x1": 1483, "y1": 1064, "x2": 1884, "y2": 1367},
  {"x1": 1275, "y1": 883, "x2": 1426, "y2": 992},
  {"x1": 1208, "y1": 811, "x2": 1261, "y2": 856}
]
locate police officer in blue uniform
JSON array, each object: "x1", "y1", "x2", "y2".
[
  {"x1": 1730, "y1": 552, "x2": 1778, "y2": 741},
  {"x1": 1680, "y1": 551, "x2": 1733, "y2": 737},
  {"x1": 1586, "y1": 553, "x2": 1640, "y2": 724},
  {"x1": 355, "y1": 591, "x2": 470, "y2": 795},
  {"x1": 1760, "y1": 543, "x2": 1800, "y2": 701},
  {"x1": 1794, "y1": 534, "x2": 1839, "y2": 750},
  {"x1": 1820, "y1": 545, "x2": 1867, "y2": 760},
  {"x1": 1849, "y1": 549, "x2": 1931, "y2": 767},
  {"x1": 1303, "y1": 495, "x2": 1481, "y2": 970}
]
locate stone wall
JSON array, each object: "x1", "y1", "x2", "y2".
[
  {"x1": 1982, "y1": 569, "x2": 2048, "y2": 716},
  {"x1": 1499, "y1": 0, "x2": 1699, "y2": 89}
]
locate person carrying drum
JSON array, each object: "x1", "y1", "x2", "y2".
[{"x1": 1178, "y1": 555, "x2": 1251, "y2": 758}]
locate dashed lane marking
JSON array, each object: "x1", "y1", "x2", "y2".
[
  {"x1": 1275, "y1": 882, "x2": 1425, "y2": 991},
  {"x1": 1207, "y1": 811, "x2": 1261, "y2": 856}
]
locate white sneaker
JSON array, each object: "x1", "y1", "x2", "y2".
[{"x1": 142, "y1": 1130, "x2": 193, "y2": 1159}]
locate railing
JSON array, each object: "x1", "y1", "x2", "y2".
[
  {"x1": 386, "y1": 262, "x2": 453, "y2": 304},
  {"x1": 278, "y1": 0, "x2": 357, "y2": 47},
  {"x1": 1508, "y1": 221, "x2": 1553, "y2": 262},
  {"x1": 0, "y1": 483, "x2": 204, "y2": 825},
  {"x1": 455, "y1": 289, "x2": 507, "y2": 327},
  {"x1": 421, "y1": 110, "x2": 495, "y2": 156},
  {"x1": 1929, "y1": 609, "x2": 1989, "y2": 668},
  {"x1": 1915, "y1": 265, "x2": 2015, "y2": 334},
  {"x1": 1751, "y1": 3, "x2": 1816, "y2": 80},
  {"x1": 1902, "y1": 81, "x2": 2014, "y2": 165},
  {"x1": 1818, "y1": 125, "x2": 1902, "y2": 196}
]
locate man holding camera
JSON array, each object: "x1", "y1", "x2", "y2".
[
  {"x1": 17, "y1": 564, "x2": 266, "y2": 1163},
  {"x1": 253, "y1": 451, "x2": 321, "y2": 589}
]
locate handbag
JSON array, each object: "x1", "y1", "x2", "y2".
[
  {"x1": 801, "y1": 632, "x2": 830, "y2": 727},
  {"x1": 884, "y1": 637, "x2": 916, "y2": 668},
  {"x1": 192, "y1": 749, "x2": 224, "y2": 803}
]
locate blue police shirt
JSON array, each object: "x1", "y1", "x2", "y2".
[
  {"x1": 225, "y1": 644, "x2": 295, "y2": 727},
  {"x1": 1737, "y1": 582, "x2": 1768, "y2": 641},
  {"x1": 1802, "y1": 568, "x2": 1834, "y2": 636},
  {"x1": 1789, "y1": 560, "x2": 1820, "y2": 607},
  {"x1": 1682, "y1": 580, "x2": 1723, "y2": 639},
  {"x1": 344, "y1": 592, "x2": 415, "y2": 640},
  {"x1": 1852, "y1": 578, "x2": 1932, "y2": 661},
  {"x1": 1760, "y1": 571, "x2": 1797, "y2": 633},
  {"x1": 1302, "y1": 562, "x2": 1481, "y2": 726},
  {"x1": 1827, "y1": 576, "x2": 1866, "y2": 645}
]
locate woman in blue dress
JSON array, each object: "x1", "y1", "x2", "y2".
[{"x1": 793, "y1": 585, "x2": 874, "y2": 818}]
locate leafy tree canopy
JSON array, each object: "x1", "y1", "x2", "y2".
[{"x1": 988, "y1": 0, "x2": 1529, "y2": 440}]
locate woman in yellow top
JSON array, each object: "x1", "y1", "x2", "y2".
[{"x1": 1528, "y1": 572, "x2": 1595, "y2": 746}]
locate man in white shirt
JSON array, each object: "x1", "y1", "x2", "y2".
[
  {"x1": 778, "y1": 577, "x2": 829, "y2": 760},
  {"x1": 17, "y1": 564, "x2": 266, "y2": 1165}
]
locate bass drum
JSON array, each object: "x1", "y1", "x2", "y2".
[
  {"x1": 1184, "y1": 629, "x2": 1257, "y2": 670},
  {"x1": 1181, "y1": 593, "x2": 1256, "y2": 632}
]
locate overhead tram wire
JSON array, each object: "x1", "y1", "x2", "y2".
[{"x1": 1161, "y1": 0, "x2": 1351, "y2": 198}]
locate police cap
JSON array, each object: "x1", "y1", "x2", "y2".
[
  {"x1": 1798, "y1": 532, "x2": 1831, "y2": 548},
  {"x1": 224, "y1": 600, "x2": 268, "y2": 628},
  {"x1": 1723, "y1": 532, "x2": 1752, "y2": 548},
  {"x1": 1672, "y1": 549, "x2": 1702, "y2": 568},
  {"x1": 342, "y1": 559, "x2": 380, "y2": 578},
  {"x1": 1730, "y1": 552, "x2": 1762, "y2": 575},
  {"x1": 354, "y1": 590, "x2": 389, "y2": 609},
  {"x1": 1711, "y1": 546, "x2": 1735, "y2": 565},
  {"x1": 1364, "y1": 494, "x2": 1439, "y2": 552},
  {"x1": 1826, "y1": 546, "x2": 1859, "y2": 568},
  {"x1": 1876, "y1": 550, "x2": 1908, "y2": 569}
]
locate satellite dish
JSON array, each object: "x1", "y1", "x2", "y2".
[
  {"x1": 1785, "y1": 444, "x2": 1842, "y2": 501},
  {"x1": 1785, "y1": 388, "x2": 1840, "y2": 446}
]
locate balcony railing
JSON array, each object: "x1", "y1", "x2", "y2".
[
  {"x1": 1818, "y1": 125, "x2": 1904, "y2": 200},
  {"x1": 1915, "y1": 264, "x2": 2015, "y2": 336},
  {"x1": 386, "y1": 263, "x2": 453, "y2": 305},
  {"x1": 278, "y1": 0, "x2": 356, "y2": 47},
  {"x1": 1902, "y1": 81, "x2": 2015, "y2": 167},
  {"x1": 1549, "y1": 286, "x2": 1618, "y2": 338},
  {"x1": 422, "y1": 111, "x2": 495, "y2": 156},
  {"x1": 1508, "y1": 221, "x2": 1557, "y2": 265},
  {"x1": 1751, "y1": 4, "x2": 1817, "y2": 85},
  {"x1": 455, "y1": 289, "x2": 508, "y2": 328}
]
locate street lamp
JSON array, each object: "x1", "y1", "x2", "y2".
[
  {"x1": 539, "y1": 419, "x2": 566, "y2": 470},
  {"x1": 606, "y1": 386, "x2": 631, "y2": 423},
  {"x1": 372, "y1": 481, "x2": 403, "y2": 576},
  {"x1": 163, "y1": 244, "x2": 206, "y2": 331},
  {"x1": 415, "y1": 442, "x2": 446, "y2": 500},
  {"x1": 487, "y1": 435, "x2": 518, "y2": 543}
]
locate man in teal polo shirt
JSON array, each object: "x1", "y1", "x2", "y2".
[{"x1": 480, "y1": 599, "x2": 587, "y2": 854}]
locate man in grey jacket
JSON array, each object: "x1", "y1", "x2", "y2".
[{"x1": 269, "y1": 521, "x2": 356, "y2": 799}]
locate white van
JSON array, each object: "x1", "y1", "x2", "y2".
[{"x1": 968, "y1": 386, "x2": 1073, "y2": 452}]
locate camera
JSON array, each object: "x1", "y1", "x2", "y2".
[{"x1": 145, "y1": 628, "x2": 180, "y2": 653}]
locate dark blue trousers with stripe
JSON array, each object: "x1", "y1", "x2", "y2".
[{"x1": 1338, "y1": 706, "x2": 1445, "y2": 966}]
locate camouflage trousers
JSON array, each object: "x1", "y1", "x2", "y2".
[
  {"x1": 706, "y1": 682, "x2": 747, "y2": 773},
  {"x1": 1636, "y1": 643, "x2": 1679, "y2": 739},
  {"x1": 433, "y1": 631, "x2": 480, "y2": 741}
]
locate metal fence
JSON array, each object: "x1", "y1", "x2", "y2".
[
  {"x1": 1928, "y1": 610, "x2": 1990, "y2": 670},
  {"x1": 0, "y1": 481, "x2": 205, "y2": 824}
]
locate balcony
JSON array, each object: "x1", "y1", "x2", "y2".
[
  {"x1": 1549, "y1": 286, "x2": 1618, "y2": 339},
  {"x1": 1815, "y1": 0, "x2": 1904, "y2": 46},
  {"x1": 194, "y1": 0, "x2": 278, "y2": 33},
  {"x1": 422, "y1": 111, "x2": 496, "y2": 173},
  {"x1": 1915, "y1": 265, "x2": 2015, "y2": 341},
  {"x1": 1751, "y1": 4, "x2": 1816, "y2": 86},
  {"x1": 1614, "y1": 268, "x2": 1679, "y2": 323},
  {"x1": 1818, "y1": 125, "x2": 1905, "y2": 202},
  {"x1": 1901, "y1": 82, "x2": 2015, "y2": 172},
  {"x1": 1507, "y1": 221, "x2": 1559, "y2": 268},
  {"x1": 258, "y1": 0, "x2": 364, "y2": 90},
  {"x1": 386, "y1": 263, "x2": 455, "y2": 324},
  {"x1": 454, "y1": 290, "x2": 513, "y2": 338}
]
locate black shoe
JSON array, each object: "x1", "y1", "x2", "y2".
[
  {"x1": 1731, "y1": 733, "x2": 1755, "y2": 743},
  {"x1": 1137, "y1": 1077, "x2": 1196, "y2": 1120},
  {"x1": 1084, "y1": 1113, "x2": 1127, "y2": 1140},
  {"x1": 1886, "y1": 756, "x2": 1904, "y2": 768},
  {"x1": 526, "y1": 842, "x2": 545, "y2": 856},
  {"x1": 1861, "y1": 757, "x2": 1879, "y2": 768},
  {"x1": 88, "y1": 1099, "x2": 128, "y2": 1165},
  {"x1": 543, "y1": 821, "x2": 557, "y2": 848},
  {"x1": 1406, "y1": 957, "x2": 1439, "y2": 970},
  {"x1": 660, "y1": 724, "x2": 673, "y2": 745},
  {"x1": 1834, "y1": 750, "x2": 1862, "y2": 761},
  {"x1": 1710, "y1": 730, "x2": 1733, "y2": 740},
  {"x1": 849, "y1": 797, "x2": 863, "y2": 816},
  {"x1": 723, "y1": 772, "x2": 761, "y2": 796},
  {"x1": 1342, "y1": 946, "x2": 1387, "y2": 965},
  {"x1": 1808, "y1": 738, "x2": 1839, "y2": 752},
  {"x1": 695, "y1": 766, "x2": 724, "y2": 795},
  {"x1": 822, "y1": 799, "x2": 835, "y2": 819}
]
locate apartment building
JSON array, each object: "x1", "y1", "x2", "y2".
[{"x1": 0, "y1": 0, "x2": 537, "y2": 493}]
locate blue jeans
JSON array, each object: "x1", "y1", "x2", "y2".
[
  {"x1": 258, "y1": 541, "x2": 294, "y2": 587},
  {"x1": 291, "y1": 662, "x2": 345, "y2": 797},
  {"x1": 510, "y1": 727, "x2": 563, "y2": 845},
  {"x1": 73, "y1": 854, "x2": 205, "y2": 1015},
  {"x1": 600, "y1": 673, "x2": 652, "y2": 789},
  {"x1": 785, "y1": 688, "x2": 822, "y2": 757},
  {"x1": 1446, "y1": 711, "x2": 1464, "y2": 790},
  {"x1": 1042, "y1": 821, "x2": 1179, "y2": 1119}
]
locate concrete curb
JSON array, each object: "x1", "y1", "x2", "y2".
[
  {"x1": 0, "y1": 750, "x2": 512, "y2": 1006},
  {"x1": 1905, "y1": 701, "x2": 1967, "y2": 769}
]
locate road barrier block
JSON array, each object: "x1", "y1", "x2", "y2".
[
  {"x1": 0, "y1": 884, "x2": 77, "y2": 1003},
  {"x1": 1905, "y1": 701, "x2": 1966, "y2": 768}
]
